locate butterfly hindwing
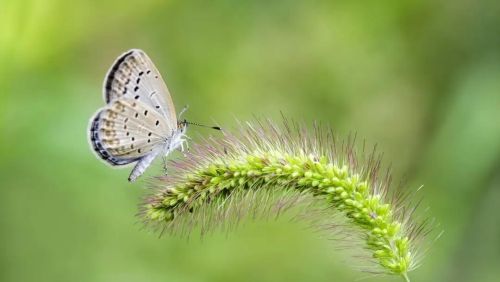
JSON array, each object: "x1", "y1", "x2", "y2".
[
  {"x1": 103, "y1": 49, "x2": 178, "y2": 131},
  {"x1": 90, "y1": 98, "x2": 172, "y2": 165}
]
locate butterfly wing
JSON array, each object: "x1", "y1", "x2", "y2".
[
  {"x1": 90, "y1": 98, "x2": 172, "y2": 167},
  {"x1": 103, "y1": 49, "x2": 178, "y2": 131}
]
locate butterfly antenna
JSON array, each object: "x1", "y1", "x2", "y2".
[
  {"x1": 178, "y1": 105, "x2": 189, "y2": 119},
  {"x1": 186, "y1": 121, "x2": 221, "y2": 131}
]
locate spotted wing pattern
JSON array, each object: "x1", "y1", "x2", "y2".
[
  {"x1": 103, "y1": 49, "x2": 177, "y2": 131},
  {"x1": 90, "y1": 98, "x2": 171, "y2": 166}
]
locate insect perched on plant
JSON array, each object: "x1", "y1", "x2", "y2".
[{"x1": 89, "y1": 49, "x2": 220, "y2": 182}]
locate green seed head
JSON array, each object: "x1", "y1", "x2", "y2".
[{"x1": 141, "y1": 118, "x2": 433, "y2": 281}]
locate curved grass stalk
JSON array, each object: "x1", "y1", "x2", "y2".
[{"x1": 142, "y1": 118, "x2": 432, "y2": 281}]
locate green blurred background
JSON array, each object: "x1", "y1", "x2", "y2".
[{"x1": 1, "y1": 1, "x2": 499, "y2": 281}]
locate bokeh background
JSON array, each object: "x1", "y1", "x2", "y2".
[{"x1": 1, "y1": 1, "x2": 499, "y2": 281}]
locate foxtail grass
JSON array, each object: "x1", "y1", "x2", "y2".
[{"x1": 141, "y1": 118, "x2": 434, "y2": 281}]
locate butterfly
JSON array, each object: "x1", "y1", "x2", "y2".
[{"x1": 89, "y1": 49, "x2": 191, "y2": 182}]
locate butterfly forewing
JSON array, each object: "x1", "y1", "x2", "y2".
[
  {"x1": 103, "y1": 49, "x2": 178, "y2": 131},
  {"x1": 90, "y1": 98, "x2": 171, "y2": 164}
]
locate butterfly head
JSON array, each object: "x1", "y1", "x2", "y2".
[{"x1": 178, "y1": 119, "x2": 189, "y2": 134}]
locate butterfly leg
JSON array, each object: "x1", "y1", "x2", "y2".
[
  {"x1": 162, "y1": 143, "x2": 172, "y2": 175},
  {"x1": 183, "y1": 135, "x2": 191, "y2": 152},
  {"x1": 176, "y1": 138, "x2": 189, "y2": 157},
  {"x1": 180, "y1": 141, "x2": 184, "y2": 152},
  {"x1": 162, "y1": 155, "x2": 168, "y2": 175},
  {"x1": 180, "y1": 140, "x2": 187, "y2": 157}
]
